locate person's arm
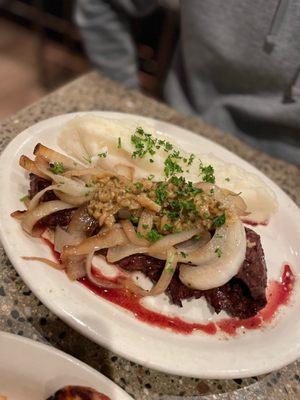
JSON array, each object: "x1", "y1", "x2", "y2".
[{"x1": 75, "y1": 0, "x2": 157, "y2": 88}]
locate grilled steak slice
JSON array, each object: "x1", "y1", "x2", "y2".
[{"x1": 118, "y1": 228, "x2": 267, "y2": 319}]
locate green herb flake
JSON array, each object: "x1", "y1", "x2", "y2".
[
  {"x1": 155, "y1": 182, "x2": 168, "y2": 205},
  {"x1": 134, "y1": 182, "x2": 144, "y2": 190},
  {"x1": 180, "y1": 251, "x2": 187, "y2": 258},
  {"x1": 212, "y1": 214, "x2": 226, "y2": 228},
  {"x1": 225, "y1": 177, "x2": 230, "y2": 182},
  {"x1": 85, "y1": 181, "x2": 94, "y2": 188},
  {"x1": 117, "y1": 137, "x2": 122, "y2": 148},
  {"x1": 164, "y1": 153, "x2": 183, "y2": 177},
  {"x1": 147, "y1": 174, "x2": 155, "y2": 181},
  {"x1": 188, "y1": 154, "x2": 195, "y2": 166},
  {"x1": 83, "y1": 156, "x2": 92, "y2": 164},
  {"x1": 215, "y1": 233, "x2": 223, "y2": 238},
  {"x1": 162, "y1": 223, "x2": 173, "y2": 231},
  {"x1": 125, "y1": 187, "x2": 132, "y2": 193},
  {"x1": 98, "y1": 152, "x2": 107, "y2": 158},
  {"x1": 130, "y1": 216, "x2": 139, "y2": 224},
  {"x1": 215, "y1": 246, "x2": 222, "y2": 258},
  {"x1": 49, "y1": 161, "x2": 64, "y2": 174},
  {"x1": 142, "y1": 224, "x2": 149, "y2": 229},
  {"x1": 20, "y1": 195, "x2": 29, "y2": 202},
  {"x1": 199, "y1": 162, "x2": 215, "y2": 184},
  {"x1": 137, "y1": 232, "x2": 143, "y2": 239},
  {"x1": 146, "y1": 229, "x2": 162, "y2": 242}
]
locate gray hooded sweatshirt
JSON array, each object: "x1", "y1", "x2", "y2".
[{"x1": 76, "y1": 0, "x2": 300, "y2": 166}]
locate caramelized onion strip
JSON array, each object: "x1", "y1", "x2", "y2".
[
  {"x1": 19, "y1": 155, "x2": 48, "y2": 179},
  {"x1": 22, "y1": 256, "x2": 64, "y2": 270},
  {"x1": 120, "y1": 219, "x2": 149, "y2": 246}
]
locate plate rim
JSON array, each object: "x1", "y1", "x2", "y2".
[
  {"x1": 0, "y1": 331, "x2": 132, "y2": 399},
  {"x1": 0, "y1": 111, "x2": 300, "y2": 379}
]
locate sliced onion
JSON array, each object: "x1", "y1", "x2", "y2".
[
  {"x1": 34, "y1": 143, "x2": 80, "y2": 170},
  {"x1": 28, "y1": 184, "x2": 60, "y2": 211},
  {"x1": 54, "y1": 226, "x2": 79, "y2": 253},
  {"x1": 137, "y1": 195, "x2": 161, "y2": 213},
  {"x1": 86, "y1": 250, "x2": 123, "y2": 289},
  {"x1": 179, "y1": 218, "x2": 247, "y2": 290},
  {"x1": 22, "y1": 256, "x2": 64, "y2": 270},
  {"x1": 62, "y1": 227, "x2": 128, "y2": 258},
  {"x1": 54, "y1": 191, "x2": 91, "y2": 206},
  {"x1": 21, "y1": 200, "x2": 74, "y2": 236},
  {"x1": 120, "y1": 219, "x2": 149, "y2": 246},
  {"x1": 125, "y1": 248, "x2": 178, "y2": 297},
  {"x1": 137, "y1": 210, "x2": 153, "y2": 235},
  {"x1": 115, "y1": 163, "x2": 134, "y2": 180},
  {"x1": 65, "y1": 255, "x2": 87, "y2": 280},
  {"x1": 63, "y1": 168, "x2": 112, "y2": 178},
  {"x1": 148, "y1": 228, "x2": 201, "y2": 255},
  {"x1": 107, "y1": 244, "x2": 149, "y2": 263},
  {"x1": 176, "y1": 231, "x2": 211, "y2": 262},
  {"x1": 19, "y1": 155, "x2": 48, "y2": 179},
  {"x1": 11, "y1": 210, "x2": 26, "y2": 220},
  {"x1": 35, "y1": 156, "x2": 88, "y2": 197}
]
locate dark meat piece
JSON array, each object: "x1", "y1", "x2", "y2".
[
  {"x1": 205, "y1": 228, "x2": 267, "y2": 318},
  {"x1": 117, "y1": 228, "x2": 267, "y2": 319},
  {"x1": 118, "y1": 254, "x2": 164, "y2": 282},
  {"x1": 29, "y1": 173, "x2": 57, "y2": 201},
  {"x1": 41, "y1": 209, "x2": 75, "y2": 228},
  {"x1": 28, "y1": 174, "x2": 75, "y2": 228}
]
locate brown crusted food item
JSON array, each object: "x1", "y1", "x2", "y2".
[
  {"x1": 47, "y1": 385, "x2": 110, "y2": 400},
  {"x1": 117, "y1": 228, "x2": 267, "y2": 319}
]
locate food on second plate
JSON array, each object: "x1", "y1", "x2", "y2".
[
  {"x1": 12, "y1": 115, "x2": 278, "y2": 321},
  {"x1": 47, "y1": 386, "x2": 110, "y2": 400}
]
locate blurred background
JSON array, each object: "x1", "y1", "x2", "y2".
[{"x1": 0, "y1": 0, "x2": 179, "y2": 119}]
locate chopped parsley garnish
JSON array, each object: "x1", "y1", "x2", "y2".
[
  {"x1": 194, "y1": 234, "x2": 202, "y2": 241},
  {"x1": 49, "y1": 162, "x2": 64, "y2": 174},
  {"x1": 149, "y1": 159, "x2": 154, "y2": 163},
  {"x1": 180, "y1": 251, "x2": 187, "y2": 258},
  {"x1": 199, "y1": 162, "x2": 215, "y2": 183},
  {"x1": 165, "y1": 259, "x2": 174, "y2": 273},
  {"x1": 134, "y1": 182, "x2": 143, "y2": 190},
  {"x1": 20, "y1": 195, "x2": 29, "y2": 202},
  {"x1": 125, "y1": 187, "x2": 132, "y2": 193},
  {"x1": 215, "y1": 246, "x2": 222, "y2": 258},
  {"x1": 225, "y1": 177, "x2": 230, "y2": 182},
  {"x1": 83, "y1": 156, "x2": 92, "y2": 164},
  {"x1": 170, "y1": 176, "x2": 185, "y2": 186},
  {"x1": 142, "y1": 224, "x2": 149, "y2": 229},
  {"x1": 155, "y1": 182, "x2": 168, "y2": 205},
  {"x1": 147, "y1": 174, "x2": 155, "y2": 180},
  {"x1": 117, "y1": 137, "x2": 122, "y2": 148},
  {"x1": 137, "y1": 232, "x2": 143, "y2": 239},
  {"x1": 162, "y1": 223, "x2": 173, "y2": 231},
  {"x1": 212, "y1": 214, "x2": 226, "y2": 228},
  {"x1": 130, "y1": 215, "x2": 139, "y2": 224},
  {"x1": 146, "y1": 229, "x2": 162, "y2": 242},
  {"x1": 164, "y1": 153, "x2": 183, "y2": 177},
  {"x1": 188, "y1": 154, "x2": 195, "y2": 166},
  {"x1": 98, "y1": 152, "x2": 107, "y2": 158}
]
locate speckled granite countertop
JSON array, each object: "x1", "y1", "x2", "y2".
[{"x1": 0, "y1": 72, "x2": 299, "y2": 400}]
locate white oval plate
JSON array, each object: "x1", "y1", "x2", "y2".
[
  {"x1": 0, "y1": 112, "x2": 299, "y2": 379},
  {"x1": 0, "y1": 331, "x2": 132, "y2": 399}
]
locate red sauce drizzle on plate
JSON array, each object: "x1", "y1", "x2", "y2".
[
  {"x1": 79, "y1": 264, "x2": 294, "y2": 336},
  {"x1": 42, "y1": 240, "x2": 294, "y2": 336}
]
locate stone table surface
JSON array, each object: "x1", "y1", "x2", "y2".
[{"x1": 0, "y1": 72, "x2": 299, "y2": 400}]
